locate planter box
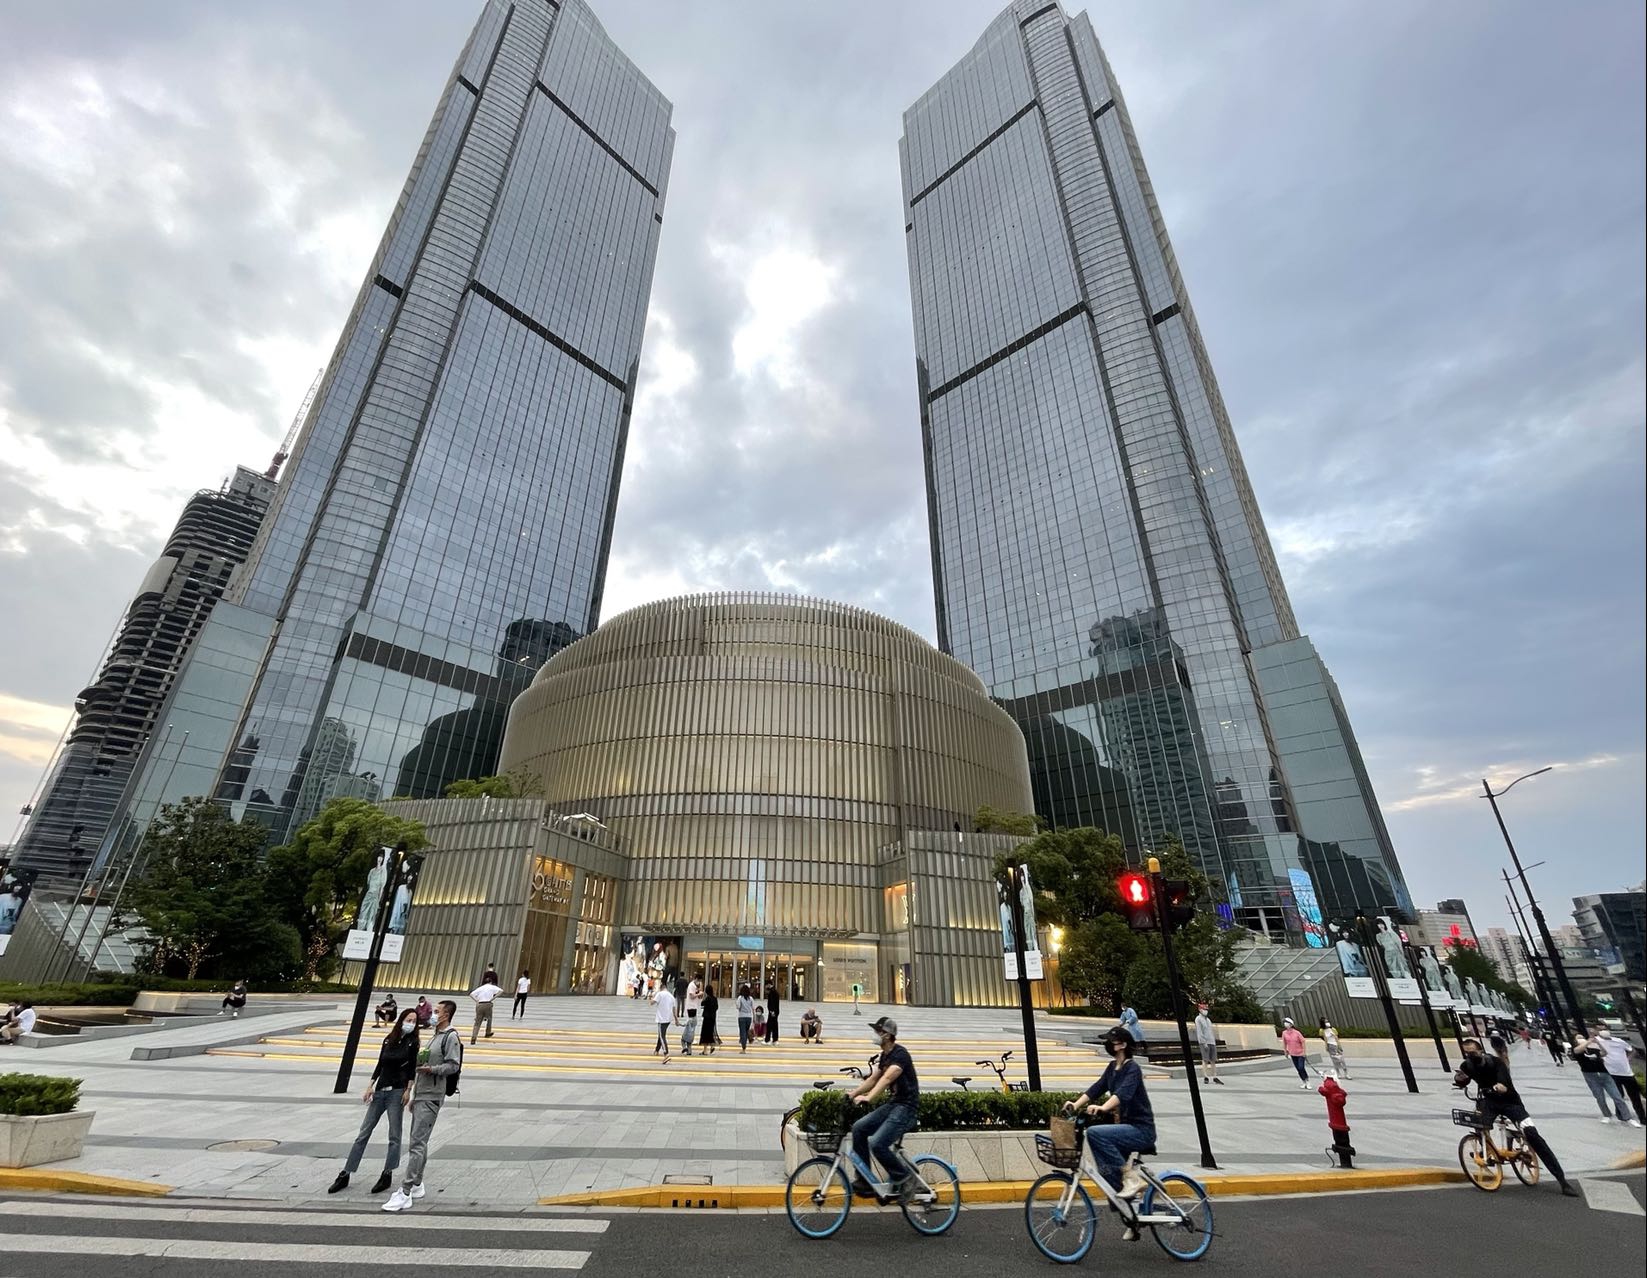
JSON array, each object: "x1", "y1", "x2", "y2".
[
  {"x1": 784, "y1": 1122, "x2": 1045, "y2": 1181},
  {"x1": 0, "y1": 1110, "x2": 95, "y2": 1168}
]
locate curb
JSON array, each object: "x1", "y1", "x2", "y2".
[
  {"x1": 539, "y1": 1166, "x2": 1467, "y2": 1208},
  {"x1": 0, "y1": 1168, "x2": 173, "y2": 1198}
]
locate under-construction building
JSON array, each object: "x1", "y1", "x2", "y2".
[{"x1": 11, "y1": 467, "x2": 276, "y2": 883}]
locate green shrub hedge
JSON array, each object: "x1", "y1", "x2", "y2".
[
  {"x1": 0, "y1": 977, "x2": 356, "y2": 1008},
  {"x1": 0, "y1": 1074, "x2": 81, "y2": 1117},
  {"x1": 795, "y1": 1088, "x2": 1085, "y2": 1133}
]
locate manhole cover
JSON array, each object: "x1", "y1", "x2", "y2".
[{"x1": 208, "y1": 1139, "x2": 280, "y2": 1152}]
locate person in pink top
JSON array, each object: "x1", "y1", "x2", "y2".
[{"x1": 1280, "y1": 1018, "x2": 1311, "y2": 1087}]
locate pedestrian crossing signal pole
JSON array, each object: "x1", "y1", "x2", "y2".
[
  {"x1": 1147, "y1": 856, "x2": 1217, "y2": 1170},
  {"x1": 334, "y1": 843, "x2": 406, "y2": 1095}
]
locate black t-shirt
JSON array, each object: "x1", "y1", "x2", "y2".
[
  {"x1": 1456, "y1": 1052, "x2": 1521, "y2": 1106},
  {"x1": 881, "y1": 1043, "x2": 919, "y2": 1106}
]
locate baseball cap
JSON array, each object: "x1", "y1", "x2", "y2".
[{"x1": 869, "y1": 1016, "x2": 898, "y2": 1037}]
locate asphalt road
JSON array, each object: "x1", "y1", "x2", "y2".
[{"x1": 3, "y1": 1173, "x2": 1641, "y2": 1277}]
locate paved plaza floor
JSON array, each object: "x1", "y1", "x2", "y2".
[{"x1": 10, "y1": 994, "x2": 1643, "y2": 1207}]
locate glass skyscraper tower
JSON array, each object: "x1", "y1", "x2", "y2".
[
  {"x1": 108, "y1": 0, "x2": 673, "y2": 848},
  {"x1": 901, "y1": 1, "x2": 1410, "y2": 935}
]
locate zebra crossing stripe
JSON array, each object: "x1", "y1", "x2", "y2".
[
  {"x1": 28, "y1": 1202, "x2": 608, "y2": 1232},
  {"x1": 1, "y1": 1237, "x2": 590, "y2": 1268},
  {"x1": 1580, "y1": 1179, "x2": 1644, "y2": 1215}
]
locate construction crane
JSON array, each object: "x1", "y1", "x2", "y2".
[{"x1": 266, "y1": 368, "x2": 323, "y2": 479}]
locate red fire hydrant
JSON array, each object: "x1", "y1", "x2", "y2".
[{"x1": 1319, "y1": 1076, "x2": 1354, "y2": 1168}]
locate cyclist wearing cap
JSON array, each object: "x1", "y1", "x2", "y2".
[
  {"x1": 848, "y1": 1016, "x2": 924, "y2": 1201},
  {"x1": 1065, "y1": 1028, "x2": 1155, "y2": 1219}
]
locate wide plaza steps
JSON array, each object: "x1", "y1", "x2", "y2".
[{"x1": 207, "y1": 1022, "x2": 1105, "y2": 1086}]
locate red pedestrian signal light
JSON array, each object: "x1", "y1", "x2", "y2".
[{"x1": 1119, "y1": 872, "x2": 1157, "y2": 931}]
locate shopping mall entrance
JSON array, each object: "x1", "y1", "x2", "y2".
[{"x1": 688, "y1": 939, "x2": 817, "y2": 1003}]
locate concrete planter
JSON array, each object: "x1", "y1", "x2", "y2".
[
  {"x1": 0, "y1": 1109, "x2": 94, "y2": 1168},
  {"x1": 783, "y1": 1122, "x2": 1044, "y2": 1181}
]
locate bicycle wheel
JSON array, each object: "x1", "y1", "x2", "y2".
[
  {"x1": 786, "y1": 1156, "x2": 851, "y2": 1239},
  {"x1": 900, "y1": 1155, "x2": 961, "y2": 1236},
  {"x1": 1507, "y1": 1133, "x2": 1540, "y2": 1186},
  {"x1": 1457, "y1": 1132, "x2": 1503, "y2": 1191},
  {"x1": 1024, "y1": 1172, "x2": 1096, "y2": 1264},
  {"x1": 1141, "y1": 1172, "x2": 1214, "y2": 1262}
]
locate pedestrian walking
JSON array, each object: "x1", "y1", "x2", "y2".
[
  {"x1": 382, "y1": 999, "x2": 462, "y2": 1212},
  {"x1": 1541, "y1": 1027, "x2": 1565, "y2": 1066},
  {"x1": 1319, "y1": 1018, "x2": 1350, "y2": 1079},
  {"x1": 672, "y1": 971, "x2": 689, "y2": 1025},
  {"x1": 329, "y1": 1008, "x2": 419, "y2": 1195},
  {"x1": 1592, "y1": 1026, "x2": 1644, "y2": 1125},
  {"x1": 1454, "y1": 1036, "x2": 1579, "y2": 1197},
  {"x1": 482, "y1": 962, "x2": 500, "y2": 987},
  {"x1": 1194, "y1": 1003, "x2": 1222, "y2": 1084},
  {"x1": 1570, "y1": 1032, "x2": 1632, "y2": 1122},
  {"x1": 1280, "y1": 1018, "x2": 1310, "y2": 1087},
  {"x1": 700, "y1": 984, "x2": 720, "y2": 1055},
  {"x1": 681, "y1": 972, "x2": 704, "y2": 1055},
  {"x1": 1118, "y1": 1005, "x2": 1147, "y2": 1059},
  {"x1": 511, "y1": 970, "x2": 531, "y2": 1020},
  {"x1": 764, "y1": 980, "x2": 782, "y2": 1044},
  {"x1": 653, "y1": 980, "x2": 677, "y2": 1063},
  {"x1": 469, "y1": 976, "x2": 503, "y2": 1044},
  {"x1": 221, "y1": 980, "x2": 248, "y2": 1018},
  {"x1": 1519, "y1": 1026, "x2": 1533, "y2": 1050},
  {"x1": 736, "y1": 983, "x2": 755, "y2": 1052}
]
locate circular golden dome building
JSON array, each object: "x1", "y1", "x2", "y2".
[{"x1": 498, "y1": 592, "x2": 1034, "y2": 1006}]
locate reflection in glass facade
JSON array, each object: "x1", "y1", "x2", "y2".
[
  {"x1": 902, "y1": 2, "x2": 1409, "y2": 932},
  {"x1": 123, "y1": 0, "x2": 672, "y2": 842}
]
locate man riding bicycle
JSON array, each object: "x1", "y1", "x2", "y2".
[
  {"x1": 848, "y1": 1016, "x2": 926, "y2": 1203},
  {"x1": 1453, "y1": 1036, "x2": 1578, "y2": 1198},
  {"x1": 1064, "y1": 1027, "x2": 1155, "y2": 1240}
]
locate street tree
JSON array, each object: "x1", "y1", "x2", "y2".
[
  {"x1": 443, "y1": 770, "x2": 543, "y2": 799},
  {"x1": 123, "y1": 797, "x2": 296, "y2": 980},
  {"x1": 265, "y1": 797, "x2": 429, "y2": 981},
  {"x1": 973, "y1": 805, "x2": 1040, "y2": 836}
]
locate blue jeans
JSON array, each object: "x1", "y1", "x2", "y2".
[
  {"x1": 681, "y1": 1014, "x2": 698, "y2": 1052},
  {"x1": 738, "y1": 1016, "x2": 752, "y2": 1048},
  {"x1": 1584, "y1": 1070, "x2": 1631, "y2": 1120},
  {"x1": 344, "y1": 1086, "x2": 404, "y2": 1174},
  {"x1": 851, "y1": 1102, "x2": 918, "y2": 1188},
  {"x1": 1087, "y1": 1122, "x2": 1154, "y2": 1193}
]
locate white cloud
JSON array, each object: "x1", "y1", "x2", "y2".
[{"x1": 1386, "y1": 754, "x2": 1627, "y2": 813}]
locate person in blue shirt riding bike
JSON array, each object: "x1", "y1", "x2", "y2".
[
  {"x1": 1064, "y1": 1026, "x2": 1155, "y2": 1234},
  {"x1": 848, "y1": 1015, "x2": 925, "y2": 1202}
]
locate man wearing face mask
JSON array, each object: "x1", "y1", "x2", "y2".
[
  {"x1": 1453, "y1": 1036, "x2": 1579, "y2": 1197},
  {"x1": 1592, "y1": 1025, "x2": 1644, "y2": 1124},
  {"x1": 847, "y1": 1017, "x2": 928, "y2": 1203},
  {"x1": 329, "y1": 1007, "x2": 420, "y2": 1195},
  {"x1": 384, "y1": 999, "x2": 463, "y2": 1212},
  {"x1": 1064, "y1": 1027, "x2": 1156, "y2": 1240}
]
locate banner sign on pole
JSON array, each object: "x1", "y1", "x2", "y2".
[
  {"x1": 1335, "y1": 933, "x2": 1375, "y2": 998},
  {"x1": 343, "y1": 847, "x2": 416, "y2": 963},
  {"x1": 1000, "y1": 866, "x2": 1044, "y2": 981}
]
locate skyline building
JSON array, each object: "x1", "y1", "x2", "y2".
[
  {"x1": 100, "y1": 0, "x2": 673, "y2": 851},
  {"x1": 900, "y1": 0, "x2": 1411, "y2": 936},
  {"x1": 12, "y1": 467, "x2": 275, "y2": 882}
]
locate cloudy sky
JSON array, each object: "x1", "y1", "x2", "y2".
[{"x1": 1, "y1": 1, "x2": 1641, "y2": 935}]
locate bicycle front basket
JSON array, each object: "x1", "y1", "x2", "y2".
[
  {"x1": 1035, "y1": 1132, "x2": 1082, "y2": 1169},
  {"x1": 804, "y1": 1127, "x2": 844, "y2": 1154},
  {"x1": 1451, "y1": 1107, "x2": 1492, "y2": 1129}
]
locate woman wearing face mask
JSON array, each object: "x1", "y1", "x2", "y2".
[
  {"x1": 329, "y1": 1009, "x2": 420, "y2": 1195},
  {"x1": 1591, "y1": 1025, "x2": 1645, "y2": 1125},
  {"x1": 1453, "y1": 1036, "x2": 1579, "y2": 1197}
]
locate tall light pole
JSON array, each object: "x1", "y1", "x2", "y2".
[{"x1": 1481, "y1": 769, "x2": 1587, "y2": 1032}]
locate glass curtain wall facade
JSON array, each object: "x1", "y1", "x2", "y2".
[
  {"x1": 144, "y1": 0, "x2": 675, "y2": 844},
  {"x1": 901, "y1": 1, "x2": 1409, "y2": 932}
]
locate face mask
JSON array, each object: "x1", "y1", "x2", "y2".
[
  {"x1": 401, "y1": 1021, "x2": 417, "y2": 1032},
  {"x1": 1598, "y1": 1029, "x2": 1612, "y2": 1039}
]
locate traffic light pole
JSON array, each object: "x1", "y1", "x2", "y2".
[
  {"x1": 334, "y1": 845, "x2": 405, "y2": 1095},
  {"x1": 1007, "y1": 864, "x2": 1043, "y2": 1093},
  {"x1": 1357, "y1": 912, "x2": 1419, "y2": 1094},
  {"x1": 1148, "y1": 859, "x2": 1216, "y2": 1170}
]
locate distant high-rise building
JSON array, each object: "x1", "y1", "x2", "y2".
[
  {"x1": 1572, "y1": 891, "x2": 1646, "y2": 981},
  {"x1": 1480, "y1": 926, "x2": 1533, "y2": 990},
  {"x1": 106, "y1": 0, "x2": 673, "y2": 847},
  {"x1": 900, "y1": 1, "x2": 1411, "y2": 937},
  {"x1": 12, "y1": 468, "x2": 275, "y2": 882}
]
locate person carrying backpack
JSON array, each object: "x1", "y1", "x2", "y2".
[{"x1": 383, "y1": 999, "x2": 462, "y2": 1212}]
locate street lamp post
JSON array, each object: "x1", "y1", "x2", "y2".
[
  {"x1": 1503, "y1": 877, "x2": 1567, "y2": 1041},
  {"x1": 1480, "y1": 771, "x2": 1587, "y2": 1032}
]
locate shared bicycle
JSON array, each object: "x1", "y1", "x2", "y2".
[
  {"x1": 785, "y1": 1111, "x2": 961, "y2": 1239},
  {"x1": 1024, "y1": 1115, "x2": 1214, "y2": 1264},
  {"x1": 1453, "y1": 1092, "x2": 1539, "y2": 1191},
  {"x1": 779, "y1": 1056, "x2": 878, "y2": 1150},
  {"x1": 952, "y1": 1048, "x2": 1031, "y2": 1093}
]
